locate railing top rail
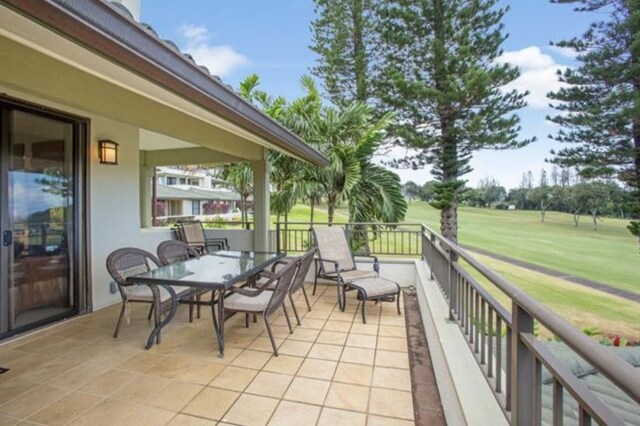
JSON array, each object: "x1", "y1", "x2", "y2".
[{"x1": 421, "y1": 226, "x2": 640, "y2": 404}]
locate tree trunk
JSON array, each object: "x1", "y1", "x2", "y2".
[
  {"x1": 440, "y1": 205, "x2": 458, "y2": 244},
  {"x1": 592, "y1": 209, "x2": 598, "y2": 231},
  {"x1": 310, "y1": 197, "x2": 315, "y2": 224},
  {"x1": 352, "y1": 0, "x2": 367, "y2": 103},
  {"x1": 540, "y1": 201, "x2": 546, "y2": 223},
  {"x1": 573, "y1": 209, "x2": 581, "y2": 227},
  {"x1": 328, "y1": 202, "x2": 334, "y2": 225}
]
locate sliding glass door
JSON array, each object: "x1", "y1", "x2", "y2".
[{"x1": 0, "y1": 100, "x2": 87, "y2": 336}]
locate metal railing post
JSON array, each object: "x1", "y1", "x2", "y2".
[
  {"x1": 511, "y1": 302, "x2": 535, "y2": 426},
  {"x1": 449, "y1": 252, "x2": 457, "y2": 321},
  {"x1": 429, "y1": 233, "x2": 436, "y2": 280},
  {"x1": 275, "y1": 222, "x2": 281, "y2": 254}
]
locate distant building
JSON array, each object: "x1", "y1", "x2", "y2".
[{"x1": 154, "y1": 167, "x2": 245, "y2": 219}]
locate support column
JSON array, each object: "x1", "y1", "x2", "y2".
[
  {"x1": 252, "y1": 149, "x2": 270, "y2": 251},
  {"x1": 140, "y1": 163, "x2": 154, "y2": 228}
]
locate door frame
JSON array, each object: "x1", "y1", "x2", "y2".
[{"x1": 0, "y1": 94, "x2": 90, "y2": 337}]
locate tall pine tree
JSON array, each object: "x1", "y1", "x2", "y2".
[
  {"x1": 377, "y1": 0, "x2": 532, "y2": 243},
  {"x1": 547, "y1": 0, "x2": 640, "y2": 246},
  {"x1": 310, "y1": 0, "x2": 379, "y2": 105}
]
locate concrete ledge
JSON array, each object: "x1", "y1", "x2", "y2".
[{"x1": 414, "y1": 260, "x2": 507, "y2": 426}]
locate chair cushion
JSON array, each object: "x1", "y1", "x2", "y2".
[
  {"x1": 347, "y1": 277, "x2": 399, "y2": 299},
  {"x1": 225, "y1": 290, "x2": 272, "y2": 312},
  {"x1": 126, "y1": 285, "x2": 192, "y2": 302},
  {"x1": 326, "y1": 270, "x2": 378, "y2": 281},
  {"x1": 314, "y1": 227, "x2": 356, "y2": 272}
]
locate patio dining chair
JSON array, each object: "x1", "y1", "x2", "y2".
[
  {"x1": 261, "y1": 249, "x2": 315, "y2": 326},
  {"x1": 157, "y1": 240, "x2": 207, "y2": 322},
  {"x1": 106, "y1": 247, "x2": 193, "y2": 341},
  {"x1": 173, "y1": 220, "x2": 229, "y2": 255},
  {"x1": 222, "y1": 257, "x2": 299, "y2": 356}
]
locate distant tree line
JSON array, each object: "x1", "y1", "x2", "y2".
[{"x1": 403, "y1": 167, "x2": 635, "y2": 231}]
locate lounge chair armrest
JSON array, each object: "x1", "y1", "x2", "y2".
[
  {"x1": 316, "y1": 256, "x2": 342, "y2": 272},
  {"x1": 270, "y1": 260, "x2": 290, "y2": 272},
  {"x1": 354, "y1": 254, "x2": 379, "y2": 273}
]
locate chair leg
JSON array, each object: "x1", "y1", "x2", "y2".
[
  {"x1": 196, "y1": 293, "x2": 202, "y2": 319},
  {"x1": 361, "y1": 296, "x2": 367, "y2": 324},
  {"x1": 245, "y1": 313, "x2": 250, "y2": 328},
  {"x1": 396, "y1": 290, "x2": 402, "y2": 315},
  {"x1": 114, "y1": 302, "x2": 126, "y2": 338},
  {"x1": 301, "y1": 285, "x2": 312, "y2": 311},
  {"x1": 189, "y1": 295, "x2": 194, "y2": 323},
  {"x1": 313, "y1": 261, "x2": 318, "y2": 296},
  {"x1": 264, "y1": 316, "x2": 279, "y2": 356},
  {"x1": 282, "y1": 304, "x2": 293, "y2": 334},
  {"x1": 154, "y1": 300, "x2": 161, "y2": 344},
  {"x1": 289, "y1": 293, "x2": 301, "y2": 326},
  {"x1": 147, "y1": 303, "x2": 154, "y2": 321}
]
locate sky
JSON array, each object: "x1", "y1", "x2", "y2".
[{"x1": 140, "y1": 0, "x2": 596, "y2": 190}]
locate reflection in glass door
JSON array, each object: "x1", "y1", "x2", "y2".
[{"x1": 1, "y1": 108, "x2": 78, "y2": 334}]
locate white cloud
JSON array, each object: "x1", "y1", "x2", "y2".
[
  {"x1": 178, "y1": 24, "x2": 249, "y2": 78},
  {"x1": 495, "y1": 46, "x2": 568, "y2": 109},
  {"x1": 547, "y1": 45, "x2": 579, "y2": 59}
]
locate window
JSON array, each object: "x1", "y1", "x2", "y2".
[
  {"x1": 189, "y1": 179, "x2": 199, "y2": 186},
  {"x1": 179, "y1": 178, "x2": 186, "y2": 184},
  {"x1": 192, "y1": 200, "x2": 201, "y2": 215},
  {"x1": 166, "y1": 177, "x2": 177, "y2": 185}
]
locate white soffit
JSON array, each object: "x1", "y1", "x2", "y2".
[
  {"x1": 0, "y1": 5, "x2": 288, "y2": 155},
  {"x1": 139, "y1": 129, "x2": 198, "y2": 150}
]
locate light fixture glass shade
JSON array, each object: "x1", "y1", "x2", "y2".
[{"x1": 98, "y1": 140, "x2": 119, "y2": 165}]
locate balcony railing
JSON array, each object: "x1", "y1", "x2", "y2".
[{"x1": 274, "y1": 221, "x2": 640, "y2": 424}]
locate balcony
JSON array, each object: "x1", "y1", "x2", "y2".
[{"x1": 0, "y1": 223, "x2": 637, "y2": 425}]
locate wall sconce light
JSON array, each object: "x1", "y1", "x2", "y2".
[{"x1": 98, "y1": 140, "x2": 119, "y2": 165}]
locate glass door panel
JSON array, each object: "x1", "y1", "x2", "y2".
[{"x1": 6, "y1": 110, "x2": 76, "y2": 331}]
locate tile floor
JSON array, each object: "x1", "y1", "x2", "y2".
[{"x1": 0, "y1": 284, "x2": 414, "y2": 426}]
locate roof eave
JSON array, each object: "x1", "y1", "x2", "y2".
[{"x1": 0, "y1": 0, "x2": 328, "y2": 167}]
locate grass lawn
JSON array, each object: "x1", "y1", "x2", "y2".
[
  {"x1": 402, "y1": 202, "x2": 639, "y2": 295},
  {"x1": 465, "y1": 254, "x2": 640, "y2": 340}
]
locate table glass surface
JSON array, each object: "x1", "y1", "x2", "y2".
[{"x1": 128, "y1": 251, "x2": 281, "y2": 288}]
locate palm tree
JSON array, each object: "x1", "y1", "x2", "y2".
[{"x1": 220, "y1": 163, "x2": 253, "y2": 224}]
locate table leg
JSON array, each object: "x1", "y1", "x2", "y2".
[
  {"x1": 145, "y1": 285, "x2": 177, "y2": 350},
  {"x1": 211, "y1": 289, "x2": 225, "y2": 357}
]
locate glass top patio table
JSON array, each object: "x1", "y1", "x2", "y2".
[{"x1": 127, "y1": 250, "x2": 284, "y2": 290}]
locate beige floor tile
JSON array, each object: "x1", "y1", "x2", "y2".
[
  {"x1": 286, "y1": 328, "x2": 319, "y2": 343},
  {"x1": 181, "y1": 387, "x2": 239, "y2": 420},
  {"x1": 79, "y1": 369, "x2": 135, "y2": 396},
  {"x1": 376, "y1": 337, "x2": 408, "y2": 353},
  {"x1": 231, "y1": 350, "x2": 272, "y2": 370},
  {"x1": 341, "y1": 347, "x2": 375, "y2": 365},
  {"x1": 327, "y1": 310, "x2": 356, "y2": 322},
  {"x1": 316, "y1": 331, "x2": 348, "y2": 346},
  {"x1": 221, "y1": 394, "x2": 278, "y2": 426},
  {"x1": 48, "y1": 363, "x2": 112, "y2": 390},
  {"x1": 297, "y1": 359, "x2": 337, "y2": 381},
  {"x1": 349, "y1": 323, "x2": 379, "y2": 336},
  {"x1": 0, "y1": 384, "x2": 69, "y2": 419},
  {"x1": 307, "y1": 343, "x2": 343, "y2": 361},
  {"x1": 262, "y1": 355, "x2": 304, "y2": 375},
  {"x1": 145, "y1": 380, "x2": 204, "y2": 411},
  {"x1": 224, "y1": 332, "x2": 258, "y2": 350},
  {"x1": 245, "y1": 371, "x2": 293, "y2": 398},
  {"x1": 0, "y1": 414, "x2": 19, "y2": 425},
  {"x1": 177, "y1": 362, "x2": 225, "y2": 385},
  {"x1": 317, "y1": 407, "x2": 366, "y2": 426},
  {"x1": 27, "y1": 391, "x2": 101, "y2": 426},
  {"x1": 0, "y1": 378, "x2": 39, "y2": 406},
  {"x1": 268, "y1": 400, "x2": 321, "y2": 426},
  {"x1": 119, "y1": 405, "x2": 175, "y2": 426},
  {"x1": 145, "y1": 356, "x2": 192, "y2": 378},
  {"x1": 283, "y1": 377, "x2": 330, "y2": 405},
  {"x1": 372, "y1": 367, "x2": 411, "y2": 391},
  {"x1": 261, "y1": 325, "x2": 291, "y2": 339},
  {"x1": 322, "y1": 321, "x2": 352, "y2": 333},
  {"x1": 298, "y1": 318, "x2": 326, "y2": 330},
  {"x1": 113, "y1": 374, "x2": 172, "y2": 404},
  {"x1": 277, "y1": 340, "x2": 312, "y2": 357},
  {"x1": 368, "y1": 388, "x2": 414, "y2": 420},
  {"x1": 324, "y1": 382, "x2": 370, "y2": 412},
  {"x1": 304, "y1": 310, "x2": 331, "y2": 320},
  {"x1": 378, "y1": 314, "x2": 406, "y2": 327},
  {"x1": 333, "y1": 363, "x2": 373, "y2": 386},
  {"x1": 378, "y1": 326, "x2": 406, "y2": 338},
  {"x1": 68, "y1": 398, "x2": 138, "y2": 426},
  {"x1": 375, "y1": 350, "x2": 409, "y2": 369},
  {"x1": 116, "y1": 352, "x2": 166, "y2": 373},
  {"x1": 209, "y1": 366, "x2": 258, "y2": 392},
  {"x1": 367, "y1": 414, "x2": 414, "y2": 425},
  {"x1": 18, "y1": 358, "x2": 78, "y2": 383},
  {"x1": 167, "y1": 413, "x2": 217, "y2": 426},
  {"x1": 247, "y1": 337, "x2": 283, "y2": 353},
  {"x1": 347, "y1": 333, "x2": 377, "y2": 349}
]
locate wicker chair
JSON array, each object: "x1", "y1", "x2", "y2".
[
  {"x1": 173, "y1": 220, "x2": 229, "y2": 255},
  {"x1": 106, "y1": 247, "x2": 192, "y2": 340},
  {"x1": 312, "y1": 226, "x2": 401, "y2": 323},
  {"x1": 264, "y1": 249, "x2": 315, "y2": 326},
  {"x1": 223, "y1": 257, "x2": 299, "y2": 356},
  {"x1": 156, "y1": 240, "x2": 207, "y2": 323}
]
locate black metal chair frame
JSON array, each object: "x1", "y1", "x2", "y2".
[{"x1": 268, "y1": 249, "x2": 315, "y2": 326}]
